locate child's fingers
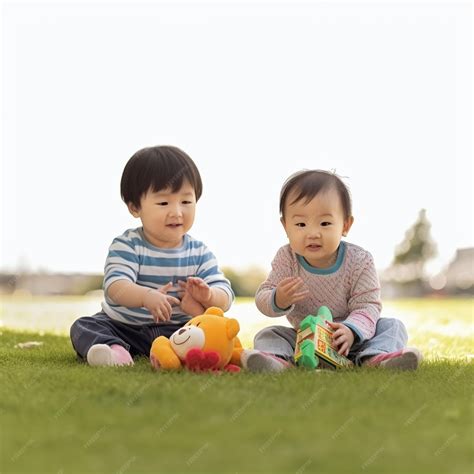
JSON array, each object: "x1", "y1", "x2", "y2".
[
  {"x1": 326, "y1": 321, "x2": 342, "y2": 331},
  {"x1": 188, "y1": 277, "x2": 204, "y2": 286},
  {"x1": 278, "y1": 277, "x2": 300, "y2": 290},
  {"x1": 333, "y1": 335, "x2": 347, "y2": 347},
  {"x1": 289, "y1": 286, "x2": 309, "y2": 297},
  {"x1": 338, "y1": 341, "x2": 349, "y2": 355},
  {"x1": 166, "y1": 296, "x2": 181, "y2": 306},
  {"x1": 285, "y1": 278, "x2": 305, "y2": 291},
  {"x1": 153, "y1": 302, "x2": 172, "y2": 321},
  {"x1": 283, "y1": 284, "x2": 306, "y2": 301},
  {"x1": 164, "y1": 301, "x2": 173, "y2": 317},
  {"x1": 187, "y1": 279, "x2": 200, "y2": 290},
  {"x1": 152, "y1": 309, "x2": 161, "y2": 322},
  {"x1": 276, "y1": 281, "x2": 300, "y2": 299},
  {"x1": 152, "y1": 309, "x2": 165, "y2": 322},
  {"x1": 278, "y1": 276, "x2": 298, "y2": 285},
  {"x1": 287, "y1": 282, "x2": 307, "y2": 297},
  {"x1": 195, "y1": 281, "x2": 209, "y2": 291},
  {"x1": 290, "y1": 291, "x2": 310, "y2": 303},
  {"x1": 158, "y1": 282, "x2": 173, "y2": 294}
]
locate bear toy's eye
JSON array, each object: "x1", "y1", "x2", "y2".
[{"x1": 170, "y1": 325, "x2": 205, "y2": 359}]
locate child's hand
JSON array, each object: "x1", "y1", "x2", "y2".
[
  {"x1": 178, "y1": 282, "x2": 206, "y2": 317},
  {"x1": 181, "y1": 277, "x2": 212, "y2": 305},
  {"x1": 143, "y1": 282, "x2": 180, "y2": 322},
  {"x1": 326, "y1": 321, "x2": 354, "y2": 357},
  {"x1": 275, "y1": 277, "x2": 310, "y2": 310}
]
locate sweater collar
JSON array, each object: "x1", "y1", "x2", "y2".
[{"x1": 296, "y1": 241, "x2": 346, "y2": 275}]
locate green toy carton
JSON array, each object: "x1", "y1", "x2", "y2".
[{"x1": 294, "y1": 306, "x2": 354, "y2": 370}]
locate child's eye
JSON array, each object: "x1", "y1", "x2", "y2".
[
  {"x1": 156, "y1": 202, "x2": 168, "y2": 206},
  {"x1": 295, "y1": 223, "x2": 306, "y2": 227},
  {"x1": 321, "y1": 222, "x2": 332, "y2": 226},
  {"x1": 182, "y1": 201, "x2": 193, "y2": 205}
]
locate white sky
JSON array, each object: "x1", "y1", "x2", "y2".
[{"x1": 1, "y1": 0, "x2": 473, "y2": 276}]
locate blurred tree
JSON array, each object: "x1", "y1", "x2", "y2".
[
  {"x1": 389, "y1": 209, "x2": 437, "y2": 285},
  {"x1": 73, "y1": 274, "x2": 104, "y2": 295},
  {"x1": 222, "y1": 266, "x2": 267, "y2": 297}
]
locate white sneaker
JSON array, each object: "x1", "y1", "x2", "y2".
[{"x1": 87, "y1": 344, "x2": 115, "y2": 366}]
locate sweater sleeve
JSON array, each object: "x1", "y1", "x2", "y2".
[
  {"x1": 343, "y1": 251, "x2": 382, "y2": 342},
  {"x1": 255, "y1": 246, "x2": 296, "y2": 317}
]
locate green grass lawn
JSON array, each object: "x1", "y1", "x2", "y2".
[
  {"x1": 1, "y1": 297, "x2": 473, "y2": 473},
  {"x1": 2, "y1": 329, "x2": 473, "y2": 473}
]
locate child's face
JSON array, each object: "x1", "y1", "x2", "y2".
[
  {"x1": 282, "y1": 187, "x2": 353, "y2": 268},
  {"x1": 128, "y1": 181, "x2": 196, "y2": 248}
]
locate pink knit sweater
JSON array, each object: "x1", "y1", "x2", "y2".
[{"x1": 255, "y1": 241, "x2": 382, "y2": 342}]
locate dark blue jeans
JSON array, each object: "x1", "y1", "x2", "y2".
[{"x1": 70, "y1": 311, "x2": 187, "y2": 360}]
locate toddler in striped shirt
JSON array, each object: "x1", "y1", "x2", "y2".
[
  {"x1": 70, "y1": 146, "x2": 233, "y2": 367},
  {"x1": 242, "y1": 170, "x2": 422, "y2": 372}
]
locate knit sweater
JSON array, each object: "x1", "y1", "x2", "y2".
[{"x1": 255, "y1": 241, "x2": 382, "y2": 342}]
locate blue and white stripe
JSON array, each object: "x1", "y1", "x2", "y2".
[{"x1": 101, "y1": 228, "x2": 234, "y2": 325}]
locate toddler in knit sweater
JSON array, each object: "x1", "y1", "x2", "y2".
[{"x1": 242, "y1": 170, "x2": 422, "y2": 372}]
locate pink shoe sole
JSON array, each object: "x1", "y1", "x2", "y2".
[
  {"x1": 242, "y1": 350, "x2": 292, "y2": 373},
  {"x1": 365, "y1": 347, "x2": 422, "y2": 371},
  {"x1": 381, "y1": 348, "x2": 422, "y2": 370}
]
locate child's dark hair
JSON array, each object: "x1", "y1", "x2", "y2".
[
  {"x1": 121, "y1": 146, "x2": 203, "y2": 208},
  {"x1": 279, "y1": 170, "x2": 352, "y2": 220}
]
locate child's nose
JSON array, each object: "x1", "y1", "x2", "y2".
[{"x1": 169, "y1": 205, "x2": 183, "y2": 217}]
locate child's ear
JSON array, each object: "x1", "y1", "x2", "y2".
[
  {"x1": 280, "y1": 216, "x2": 288, "y2": 236},
  {"x1": 127, "y1": 203, "x2": 140, "y2": 218},
  {"x1": 342, "y1": 216, "x2": 354, "y2": 237}
]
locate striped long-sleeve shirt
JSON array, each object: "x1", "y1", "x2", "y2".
[
  {"x1": 255, "y1": 241, "x2": 382, "y2": 342},
  {"x1": 101, "y1": 227, "x2": 234, "y2": 325}
]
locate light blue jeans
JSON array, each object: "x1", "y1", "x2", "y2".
[{"x1": 254, "y1": 318, "x2": 408, "y2": 366}]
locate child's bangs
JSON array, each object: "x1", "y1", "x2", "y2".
[
  {"x1": 148, "y1": 158, "x2": 201, "y2": 198},
  {"x1": 287, "y1": 173, "x2": 332, "y2": 207}
]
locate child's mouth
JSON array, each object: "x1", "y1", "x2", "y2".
[
  {"x1": 307, "y1": 244, "x2": 322, "y2": 250},
  {"x1": 167, "y1": 224, "x2": 183, "y2": 228}
]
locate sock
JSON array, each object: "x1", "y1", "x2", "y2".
[
  {"x1": 364, "y1": 347, "x2": 422, "y2": 370},
  {"x1": 86, "y1": 344, "x2": 134, "y2": 367},
  {"x1": 241, "y1": 349, "x2": 293, "y2": 373}
]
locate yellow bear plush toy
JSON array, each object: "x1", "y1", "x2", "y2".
[{"x1": 150, "y1": 307, "x2": 243, "y2": 372}]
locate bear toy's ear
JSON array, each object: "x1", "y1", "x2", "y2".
[
  {"x1": 226, "y1": 318, "x2": 240, "y2": 340},
  {"x1": 204, "y1": 307, "x2": 224, "y2": 317}
]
